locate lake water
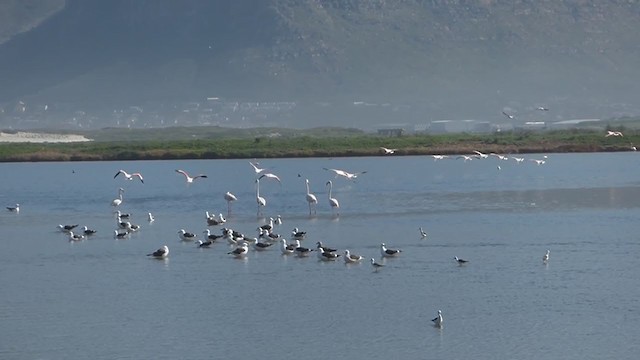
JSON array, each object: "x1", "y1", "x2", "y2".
[{"x1": 1, "y1": 153, "x2": 639, "y2": 359}]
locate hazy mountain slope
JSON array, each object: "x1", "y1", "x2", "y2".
[{"x1": 0, "y1": 0, "x2": 639, "y2": 127}]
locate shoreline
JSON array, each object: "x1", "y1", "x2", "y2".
[{"x1": 0, "y1": 131, "x2": 92, "y2": 143}]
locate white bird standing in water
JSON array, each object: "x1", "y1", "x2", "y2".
[
  {"x1": 111, "y1": 188, "x2": 124, "y2": 206},
  {"x1": 224, "y1": 191, "x2": 237, "y2": 215},
  {"x1": 6, "y1": 203, "x2": 19, "y2": 213},
  {"x1": 255, "y1": 178, "x2": 267, "y2": 216},
  {"x1": 304, "y1": 179, "x2": 318, "y2": 216},
  {"x1": 325, "y1": 180, "x2": 340, "y2": 215},
  {"x1": 543, "y1": 249, "x2": 550, "y2": 263},
  {"x1": 432, "y1": 310, "x2": 443, "y2": 328}
]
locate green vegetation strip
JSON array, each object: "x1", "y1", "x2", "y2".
[{"x1": 0, "y1": 128, "x2": 637, "y2": 162}]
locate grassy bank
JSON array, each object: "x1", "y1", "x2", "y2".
[{"x1": 0, "y1": 127, "x2": 637, "y2": 162}]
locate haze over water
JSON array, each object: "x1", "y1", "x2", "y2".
[{"x1": 1, "y1": 153, "x2": 639, "y2": 359}]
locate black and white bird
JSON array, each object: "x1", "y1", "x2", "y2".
[
  {"x1": 502, "y1": 111, "x2": 515, "y2": 119},
  {"x1": 316, "y1": 241, "x2": 337, "y2": 253},
  {"x1": 317, "y1": 247, "x2": 341, "y2": 261},
  {"x1": 6, "y1": 203, "x2": 19, "y2": 213},
  {"x1": 227, "y1": 243, "x2": 249, "y2": 258},
  {"x1": 115, "y1": 210, "x2": 130, "y2": 219},
  {"x1": 419, "y1": 227, "x2": 428, "y2": 239},
  {"x1": 114, "y1": 230, "x2": 129, "y2": 239},
  {"x1": 147, "y1": 245, "x2": 169, "y2": 258},
  {"x1": 114, "y1": 169, "x2": 144, "y2": 183},
  {"x1": 542, "y1": 249, "x2": 550, "y2": 263},
  {"x1": 380, "y1": 243, "x2": 401, "y2": 258},
  {"x1": 370, "y1": 258, "x2": 384, "y2": 272},
  {"x1": 432, "y1": 310, "x2": 443, "y2": 328},
  {"x1": 82, "y1": 226, "x2": 97, "y2": 236},
  {"x1": 58, "y1": 224, "x2": 79, "y2": 232},
  {"x1": 178, "y1": 229, "x2": 197, "y2": 241},
  {"x1": 454, "y1": 256, "x2": 469, "y2": 265},
  {"x1": 68, "y1": 231, "x2": 85, "y2": 242},
  {"x1": 196, "y1": 239, "x2": 214, "y2": 248},
  {"x1": 175, "y1": 169, "x2": 208, "y2": 183},
  {"x1": 344, "y1": 250, "x2": 364, "y2": 263},
  {"x1": 280, "y1": 239, "x2": 296, "y2": 255},
  {"x1": 323, "y1": 167, "x2": 367, "y2": 181},
  {"x1": 203, "y1": 229, "x2": 223, "y2": 242},
  {"x1": 380, "y1": 147, "x2": 397, "y2": 155},
  {"x1": 294, "y1": 240, "x2": 314, "y2": 257},
  {"x1": 536, "y1": 106, "x2": 549, "y2": 111},
  {"x1": 291, "y1": 228, "x2": 307, "y2": 240},
  {"x1": 147, "y1": 212, "x2": 155, "y2": 222}
]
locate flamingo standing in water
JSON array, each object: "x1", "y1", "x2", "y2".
[
  {"x1": 304, "y1": 179, "x2": 318, "y2": 216},
  {"x1": 224, "y1": 191, "x2": 237, "y2": 216},
  {"x1": 325, "y1": 180, "x2": 340, "y2": 215},
  {"x1": 111, "y1": 188, "x2": 124, "y2": 206},
  {"x1": 255, "y1": 178, "x2": 267, "y2": 216}
]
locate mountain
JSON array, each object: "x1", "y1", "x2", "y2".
[{"x1": 1, "y1": 0, "x2": 639, "y2": 129}]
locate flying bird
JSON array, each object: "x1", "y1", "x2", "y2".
[
  {"x1": 249, "y1": 161, "x2": 266, "y2": 174},
  {"x1": 323, "y1": 167, "x2": 367, "y2": 181},
  {"x1": 175, "y1": 169, "x2": 208, "y2": 183},
  {"x1": 536, "y1": 106, "x2": 549, "y2": 111},
  {"x1": 6, "y1": 203, "x2": 19, "y2": 213},
  {"x1": 502, "y1": 111, "x2": 515, "y2": 119},
  {"x1": 605, "y1": 130, "x2": 623, "y2": 137},
  {"x1": 419, "y1": 227, "x2": 428, "y2": 239},
  {"x1": 259, "y1": 173, "x2": 282, "y2": 183},
  {"x1": 380, "y1": 147, "x2": 397, "y2": 155},
  {"x1": 454, "y1": 256, "x2": 469, "y2": 265},
  {"x1": 114, "y1": 170, "x2": 144, "y2": 183}
]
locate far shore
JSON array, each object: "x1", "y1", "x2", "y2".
[{"x1": 0, "y1": 131, "x2": 92, "y2": 143}]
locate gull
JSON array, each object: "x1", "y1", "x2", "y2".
[
  {"x1": 291, "y1": 228, "x2": 307, "y2": 240},
  {"x1": 280, "y1": 239, "x2": 296, "y2": 255},
  {"x1": 294, "y1": 240, "x2": 314, "y2": 257},
  {"x1": 419, "y1": 227, "x2": 428, "y2": 239},
  {"x1": 317, "y1": 247, "x2": 341, "y2": 261},
  {"x1": 605, "y1": 130, "x2": 623, "y2": 137},
  {"x1": 542, "y1": 249, "x2": 550, "y2": 263},
  {"x1": 344, "y1": 250, "x2": 364, "y2": 263},
  {"x1": 259, "y1": 218, "x2": 275, "y2": 232},
  {"x1": 380, "y1": 243, "x2": 401, "y2": 258},
  {"x1": 111, "y1": 188, "x2": 124, "y2": 206},
  {"x1": 370, "y1": 258, "x2": 384, "y2": 272},
  {"x1": 473, "y1": 150, "x2": 489, "y2": 159},
  {"x1": 274, "y1": 215, "x2": 283, "y2": 225},
  {"x1": 82, "y1": 226, "x2": 97, "y2": 236},
  {"x1": 205, "y1": 211, "x2": 224, "y2": 226},
  {"x1": 323, "y1": 167, "x2": 367, "y2": 181},
  {"x1": 175, "y1": 169, "x2": 208, "y2": 183},
  {"x1": 58, "y1": 224, "x2": 79, "y2": 232},
  {"x1": 147, "y1": 245, "x2": 169, "y2": 258},
  {"x1": 227, "y1": 243, "x2": 249, "y2": 258},
  {"x1": 196, "y1": 239, "x2": 214, "y2": 248},
  {"x1": 114, "y1": 230, "x2": 129, "y2": 239},
  {"x1": 115, "y1": 210, "x2": 130, "y2": 219},
  {"x1": 454, "y1": 256, "x2": 469, "y2": 265},
  {"x1": 6, "y1": 203, "x2": 19, "y2": 213},
  {"x1": 124, "y1": 222, "x2": 141, "y2": 232},
  {"x1": 432, "y1": 310, "x2": 443, "y2": 328},
  {"x1": 203, "y1": 229, "x2": 223, "y2": 242},
  {"x1": 249, "y1": 161, "x2": 266, "y2": 174},
  {"x1": 178, "y1": 229, "x2": 197, "y2": 241},
  {"x1": 380, "y1": 147, "x2": 397, "y2": 155},
  {"x1": 259, "y1": 173, "x2": 282, "y2": 183},
  {"x1": 502, "y1": 111, "x2": 515, "y2": 119},
  {"x1": 68, "y1": 231, "x2": 85, "y2": 242},
  {"x1": 114, "y1": 170, "x2": 144, "y2": 183},
  {"x1": 316, "y1": 241, "x2": 337, "y2": 253},
  {"x1": 251, "y1": 238, "x2": 274, "y2": 251}
]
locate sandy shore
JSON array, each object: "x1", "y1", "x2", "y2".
[{"x1": 0, "y1": 131, "x2": 92, "y2": 143}]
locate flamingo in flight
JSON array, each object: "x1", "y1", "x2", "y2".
[
  {"x1": 175, "y1": 169, "x2": 208, "y2": 183},
  {"x1": 323, "y1": 167, "x2": 367, "y2": 181},
  {"x1": 114, "y1": 170, "x2": 144, "y2": 183}
]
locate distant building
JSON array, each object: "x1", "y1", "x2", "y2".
[{"x1": 377, "y1": 128, "x2": 405, "y2": 137}]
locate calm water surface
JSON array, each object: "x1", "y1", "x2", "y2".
[{"x1": 1, "y1": 153, "x2": 639, "y2": 359}]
